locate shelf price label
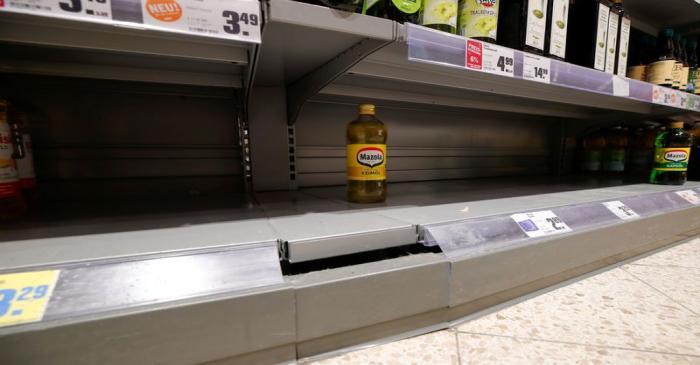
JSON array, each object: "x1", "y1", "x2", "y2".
[
  {"x1": 511, "y1": 210, "x2": 571, "y2": 238},
  {"x1": 676, "y1": 190, "x2": 700, "y2": 205},
  {"x1": 0, "y1": 0, "x2": 261, "y2": 43},
  {"x1": 522, "y1": 54, "x2": 551, "y2": 84},
  {"x1": 0, "y1": 270, "x2": 60, "y2": 328},
  {"x1": 465, "y1": 39, "x2": 483, "y2": 71},
  {"x1": 482, "y1": 42, "x2": 514, "y2": 77},
  {"x1": 678, "y1": 91, "x2": 688, "y2": 109},
  {"x1": 602, "y1": 201, "x2": 639, "y2": 220},
  {"x1": 612, "y1": 76, "x2": 629, "y2": 97}
]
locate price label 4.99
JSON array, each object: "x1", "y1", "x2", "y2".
[
  {"x1": 511, "y1": 210, "x2": 571, "y2": 238},
  {"x1": 522, "y1": 54, "x2": 551, "y2": 84},
  {"x1": 482, "y1": 43, "x2": 514, "y2": 78},
  {"x1": 0, "y1": 270, "x2": 60, "y2": 328}
]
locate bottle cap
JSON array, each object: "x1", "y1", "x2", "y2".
[
  {"x1": 669, "y1": 121, "x2": 684, "y2": 129},
  {"x1": 662, "y1": 28, "x2": 674, "y2": 37},
  {"x1": 358, "y1": 103, "x2": 375, "y2": 115}
]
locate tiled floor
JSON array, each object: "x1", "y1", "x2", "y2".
[{"x1": 305, "y1": 237, "x2": 700, "y2": 364}]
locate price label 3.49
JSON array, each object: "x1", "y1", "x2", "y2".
[
  {"x1": 522, "y1": 54, "x2": 551, "y2": 84},
  {"x1": 0, "y1": 270, "x2": 60, "y2": 328},
  {"x1": 511, "y1": 210, "x2": 571, "y2": 238},
  {"x1": 482, "y1": 43, "x2": 514, "y2": 78}
]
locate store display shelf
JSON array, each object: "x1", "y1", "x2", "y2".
[
  {"x1": 0, "y1": 11, "x2": 254, "y2": 87},
  {"x1": 314, "y1": 23, "x2": 700, "y2": 120}
]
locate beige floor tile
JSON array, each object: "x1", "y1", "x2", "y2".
[
  {"x1": 623, "y1": 264, "x2": 700, "y2": 315},
  {"x1": 305, "y1": 330, "x2": 459, "y2": 365},
  {"x1": 631, "y1": 238, "x2": 700, "y2": 269},
  {"x1": 456, "y1": 268, "x2": 700, "y2": 355},
  {"x1": 457, "y1": 333, "x2": 700, "y2": 365}
]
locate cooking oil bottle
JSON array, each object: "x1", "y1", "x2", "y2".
[
  {"x1": 347, "y1": 103, "x2": 387, "y2": 203},
  {"x1": 650, "y1": 121, "x2": 692, "y2": 185},
  {"x1": 580, "y1": 128, "x2": 607, "y2": 172}
]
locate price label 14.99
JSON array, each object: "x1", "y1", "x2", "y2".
[
  {"x1": 522, "y1": 53, "x2": 551, "y2": 84},
  {"x1": 0, "y1": 270, "x2": 60, "y2": 328}
]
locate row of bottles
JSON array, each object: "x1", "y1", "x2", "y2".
[
  {"x1": 627, "y1": 28, "x2": 699, "y2": 94},
  {"x1": 304, "y1": 1, "x2": 633, "y2": 76},
  {"x1": 579, "y1": 120, "x2": 699, "y2": 185},
  {"x1": 0, "y1": 98, "x2": 37, "y2": 220}
]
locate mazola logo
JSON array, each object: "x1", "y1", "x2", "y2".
[
  {"x1": 664, "y1": 150, "x2": 689, "y2": 162},
  {"x1": 477, "y1": 0, "x2": 497, "y2": 7},
  {"x1": 356, "y1": 147, "x2": 385, "y2": 168},
  {"x1": 146, "y1": 0, "x2": 182, "y2": 22}
]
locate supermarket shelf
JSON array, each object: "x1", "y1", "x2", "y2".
[
  {"x1": 314, "y1": 24, "x2": 700, "y2": 120},
  {"x1": 0, "y1": 11, "x2": 254, "y2": 87}
]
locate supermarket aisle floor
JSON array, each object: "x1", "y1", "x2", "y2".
[{"x1": 304, "y1": 237, "x2": 700, "y2": 365}]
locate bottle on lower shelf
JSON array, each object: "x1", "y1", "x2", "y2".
[{"x1": 649, "y1": 121, "x2": 692, "y2": 185}]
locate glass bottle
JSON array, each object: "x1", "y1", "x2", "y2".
[
  {"x1": 498, "y1": 0, "x2": 550, "y2": 55},
  {"x1": 387, "y1": 0, "x2": 421, "y2": 24},
  {"x1": 688, "y1": 40, "x2": 699, "y2": 95},
  {"x1": 581, "y1": 128, "x2": 607, "y2": 172},
  {"x1": 566, "y1": 0, "x2": 611, "y2": 71},
  {"x1": 544, "y1": 0, "x2": 570, "y2": 60},
  {"x1": 680, "y1": 38, "x2": 690, "y2": 92},
  {"x1": 421, "y1": 0, "x2": 458, "y2": 34},
  {"x1": 603, "y1": 126, "x2": 628, "y2": 173},
  {"x1": 347, "y1": 104, "x2": 387, "y2": 203},
  {"x1": 458, "y1": 0, "x2": 500, "y2": 43},
  {"x1": 688, "y1": 122, "x2": 700, "y2": 181},
  {"x1": 316, "y1": 0, "x2": 363, "y2": 11},
  {"x1": 649, "y1": 121, "x2": 692, "y2": 185},
  {"x1": 363, "y1": 0, "x2": 387, "y2": 16},
  {"x1": 645, "y1": 28, "x2": 675, "y2": 88},
  {"x1": 671, "y1": 33, "x2": 683, "y2": 89}
]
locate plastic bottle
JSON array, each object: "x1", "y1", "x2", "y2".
[
  {"x1": 603, "y1": 126, "x2": 628, "y2": 172},
  {"x1": 649, "y1": 121, "x2": 692, "y2": 185},
  {"x1": 347, "y1": 104, "x2": 387, "y2": 203},
  {"x1": 581, "y1": 128, "x2": 607, "y2": 172}
]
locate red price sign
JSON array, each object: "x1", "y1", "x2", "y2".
[{"x1": 466, "y1": 39, "x2": 483, "y2": 71}]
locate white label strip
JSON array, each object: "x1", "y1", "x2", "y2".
[
  {"x1": 0, "y1": 0, "x2": 261, "y2": 43},
  {"x1": 511, "y1": 210, "x2": 571, "y2": 238},
  {"x1": 602, "y1": 200, "x2": 640, "y2": 220},
  {"x1": 676, "y1": 190, "x2": 700, "y2": 205},
  {"x1": 522, "y1": 53, "x2": 551, "y2": 84},
  {"x1": 612, "y1": 76, "x2": 629, "y2": 97}
]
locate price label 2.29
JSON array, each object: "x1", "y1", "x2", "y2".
[
  {"x1": 522, "y1": 54, "x2": 551, "y2": 84},
  {"x1": 511, "y1": 210, "x2": 571, "y2": 238},
  {"x1": 0, "y1": 270, "x2": 60, "y2": 328}
]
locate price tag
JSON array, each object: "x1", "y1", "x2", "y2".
[
  {"x1": 678, "y1": 91, "x2": 688, "y2": 109},
  {"x1": 688, "y1": 95, "x2": 697, "y2": 111},
  {"x1": 511, "y1": 210, "x2": 571, "y2": 238},
  {"x1": 612, "y1": 76, "x2": 629, "y2": 97},
  {"x1": 602, "y1": 201, "x2": 639, "y2": 220},
  {"x1": 522, "y1": 54, "x2": 551, "y2": 84},
  {"x1": 0, "y1": 270, "x2": 60, "y2": 328},
  {"x1": 482, "y1": 42, "x2": 514, "y2": 77},
  {"x1": 0, "y1": 0, "x2": 261, "y2": 43},
  {"x1": 465, "y1": 39, "x2": 483, "y2": 71},
  {"x1": 676, "y1": 190, "x2": 700, "y2": 205}
]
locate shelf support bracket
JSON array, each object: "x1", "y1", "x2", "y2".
[{"x1": 286, "y1": 37, "x2": 394, "y2": 125}]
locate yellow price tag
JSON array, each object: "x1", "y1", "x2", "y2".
[{"x1": 0, "y1": 270, "x2": 60, "y2": 328}]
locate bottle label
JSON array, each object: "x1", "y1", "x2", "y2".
[
  {"x1": 604, "y1": 11, "x2": 619, "y2": 74},
  {"x1": 422, "y1": 0, "x2": 458, "y2": 27},
  {"x1": 524, "y1": 0, "x2": 548, "y2": 51},
  {"x1": 688, "y1": 68, "x2": 698, "y2": 93},
  {"x1": 548, "y1": 0, "x2": 568, "y2": 58},
  {"x1": 690, "y1": 68, "x2": 699, "y2": 94},
  {"x1": 680, "y1": 66, "x2": 690, "y2": 90},
  {"x1": 672, "y1": 62, "x2": 682, "y2": 88},
  {"x1": 347, "y1": 144, "x2": 387, "y2": 181},
  {"x1": 616, "y1": 16, "x2": 631, "y2": 76},
  {"x1": 594, "y1": 3, "x2": 610, "y2": 71},
  {"x1": 392, "y1": 0, "x2": 421, "y2": 14},
  {"x1": 605, "y1": 148, "x2": 625, "y2": 172},
  {"x1": 0, "y1": 122, "x2": 20, "y2": 198},
  {"x1": 458, "y1": 0, "x2": 499, "y2": 39},
  {"x1": 16, "y1": 134, "x2": 36, "y2": 189},
  {"x1": 582, "y1": 150, "x2": 602, "y2": 171},
  {"x1": 626, "y1": 65, "x2": 646, "y2": 80},
  {"x1": 653, "y1": 147, "x2": 691, "y2": 171},
  {"x1": 646, "y1": 60, "x2": 675, "y2": 85}
]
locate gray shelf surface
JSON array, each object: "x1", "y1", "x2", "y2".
[
  {"x1": 0, "y1": 11, "x2": 253, "y2": 87},
  {"x1": 3, "y1": 176, "x2": 700, "y2": 266}
]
